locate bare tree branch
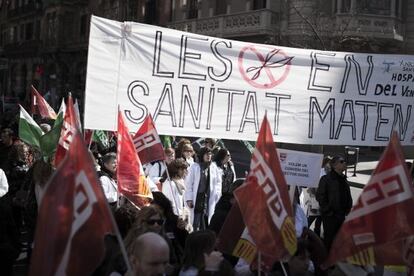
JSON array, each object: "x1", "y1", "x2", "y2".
[{"x1": 289, "y1": 1, "x2": 327, "y2": 50}]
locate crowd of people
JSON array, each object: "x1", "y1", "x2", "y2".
[{"x1": 0, "y1": 111, "x2": 414, "y2": 276}]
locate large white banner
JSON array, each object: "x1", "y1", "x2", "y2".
[{"x1": 85, "y1": 16, "x2": 414, "y2": 146}]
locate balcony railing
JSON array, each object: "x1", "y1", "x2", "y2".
[
  {"x1": 7, "y1": 2, "x2": 40, "y2": 18},
  {"x1": 167, "y1": 9, "x2": 280, "y2": 38},
  {"x1": 334, "y1": 14, "x2": 404, "y2": 41}
]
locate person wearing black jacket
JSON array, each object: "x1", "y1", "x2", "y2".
[{"x1": 316, "y1": 155, "x2": 353, "y2": 250}]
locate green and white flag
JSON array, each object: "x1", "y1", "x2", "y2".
[
  {"x1": 39, "y1": 112, "x2": 64, "y2": 159},
  {"x1": 93, "y1": 129, "x2": 109, "y2": 148},
  {"x1": 19, "y1": 105, "x2": 44, "y2": 150}
]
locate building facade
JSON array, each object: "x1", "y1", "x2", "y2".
[{"x1": 0, "y1": 0, "x2": 412, "y2": 109}]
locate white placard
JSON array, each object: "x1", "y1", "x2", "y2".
[{"x1": 278, "y1": 149, "x2": 323, "y2": 188}]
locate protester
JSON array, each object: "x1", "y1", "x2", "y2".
[
  {"x1": 175, "y1": 138, "x2": 192, "y2": 159},
  {"x1": 0, "y1": 168, "x2": 8, "y2": 198},
  {"x1": 185, "y1": 147, "x2": 222, "y2": 231},
  {"x1": 209, "y1": 178, "x2": 244, "y2": 235},
  {"x1": 99, "y1": 152, "x2": 118, "y2": 208},
  {"x1": 181, "y1": 143, "x2": 195, "y2": 166},
  {"x1": 0, "y1": 128, "x2": 15, "y2": 172},
  {"x1": 113, "y1": 202, "x2": 140, "y2": 238},
  {"x1": 316, "y1": 155, "x2": 353, "y2": 250},
  {"x1": 128, "y1": 232, "x2": 170, "y2": 276},
  {"x1": 152, "y1": 191, "x2": 189, "y2": 274},
  {"x1": 213, "y1": 148, "x2": 236, "y2": 195},
  {"x1": 23, "y1": 159, "x2": 55, "y2": 262},
  {"x1": 302, "y1": 156, "x2": 331, "y2": 237},
  {"x1": 271, "y1": 239, "x2": 312, "y2": 276},
  {"x1": 124, "y1": 205, "x2": 166, "y2": 252},
  {"x1": 180, "y1": 230, "x2": 233, "y2": 276},
  {"x1": 162, "y1": 158, "x2": 189, "y2": 218},
  {"x1": 147, "y1": 147, "x2": 175, "y2": 184}
]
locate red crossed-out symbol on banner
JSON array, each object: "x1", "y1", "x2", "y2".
[{"x1": 238, "y1": 45, "x2": 293, "y2": 89}]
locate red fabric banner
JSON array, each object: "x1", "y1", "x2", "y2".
[
  {"x1": 31, "y1": 85, "x2": 57, "y2": 119},
  {"x1": 117, "y1": 110, "x2": 153, "y2": 207},
  {"x1": 29, "y1": 131, "x2": 118, "y2": 276},
  {"x1": 234, "y1": 115, "x2": 297, "y2": 263},
  {"x1": 133, "y1": 115, "x2": 165, "y2": 165},
  {"x1": 325, "y1": 133, "x2": 414, "y2": 267},
  {"x1": 54, "y1": 94, "x2": 78, "y2": 167}
]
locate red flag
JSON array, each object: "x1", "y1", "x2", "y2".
[
  {"x1": 29, "y1": 131, "x2": 119, "y2": 276},
  {"x1": 234, "y1": 115, "x2": 297, "y2": 262},
  {"x1": 54, "y1": 94, "x2": 77, "y2": 167},
  {"x1": 31, "y1": 85, "x2": 57, "y2": 119},
  {"x1": 325, "y1": 133, "x2": 414, "y2": 267},
  {"x1": 84, "y1": 129, "x2": 93, "y2": 146},
  {"x1": 133, "y1": 115, "x2": 165, "y2": 164},
  {"x1": 117, "y1": 110, "x2": 152, "y2": 207},
  {"x1": 217, "y1": 202, "x2": 258, "y2": 264}
]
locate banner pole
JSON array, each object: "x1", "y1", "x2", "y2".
[
  {"x1": 88, "y1": 129, "x2": 94, "y2": 150},
  {"x1": 258, "y1": 252, "x2": 262, "y2": 276},
  {"x1": 280, "y1": 261, "x2": 288, "y2": 276}
]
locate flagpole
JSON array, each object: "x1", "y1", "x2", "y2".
[
  {"x1": 103, "y1": 196, "x2": 133, "y2": 274},
  {"x1": 280, "y1": 261, "x2": 288, "y2": 276},
  {"x1": 121, "y1": 194, "x2": 142, "y2": 211},
  {"x1": 257, "y1": 252, "x2": 262, "y2": 276},
  {"x1": 88, "y1": 129, "x2": 94, "y2": 150}
]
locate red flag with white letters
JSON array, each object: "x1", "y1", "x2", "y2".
[
  {"x1": 29, "y1": 131, "x2": 119, "y2": 276},
  {"x1": 133, "y1": 115, "x2": 165, "y2": 165},
  {"x1": 325, "y1": 133, "x2": 414, "y2": 268},
  {"x1": 117, "y1": 110, "x2": 153, "y2": 207},
  {"x1": 233, "y1": 115, "x2": 297, "y2": 263},
  {"x1": 31, "y1": 85, "x2": 57, "y2": 119},
  {"x1": 54, "y1": 94, "x2": 77, "y2": 167}
]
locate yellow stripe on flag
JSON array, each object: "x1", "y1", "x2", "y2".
[
  {"x1": 347, "y1": 247, "x2": 376, "y2": 266},
  {"x1": 281, "y1": 217, "x2": 297, "y2": 256},
  {"x1": 233, "y1": 239, "x2": 257, "y2": 263}
]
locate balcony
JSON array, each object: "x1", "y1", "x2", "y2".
[
  {"x1": 7, "y1": 2, "x2": 41, "y2": 19},
  {"x1": 3, "y1": 40, "x2": 41, "y2": 55},
  {"x1": 167, "y1": 9, "x2": 280, "y2": 39},
  {"x1": 334, "y1": 14, "x2": 404, "y2": 41}
]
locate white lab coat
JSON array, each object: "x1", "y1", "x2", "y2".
[
  {"x1": 162, "y1": 179, "x2": 185, "y2": 217},
  {"x1": 184, "y1": 162, "x2": 222, "y2": 225},
  {"x1": 0, "y1": 169, "x2": 8, "y2": 198}
]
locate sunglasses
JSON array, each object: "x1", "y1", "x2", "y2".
[{"x1": 146, "y1": 219, "x2": 165, "y2": 226}]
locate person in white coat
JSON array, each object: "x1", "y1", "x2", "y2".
[
  {"x1": 0, "y1": 168, "x2": 8, "y2": 198},
  {"x1": 162, "y1": 158, "x2": 188, "y2": 217},
  {"x1": 99, "y1": 152, "x2": 118, "y2": 208},
  {"x1": 185, "y1": 147, "x2": 222, "y2": 231}
]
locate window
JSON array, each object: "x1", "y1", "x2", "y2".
[
  {"x1": 356, "y1": 0, "x2": 391, "y2": 15},
  {"x1": 80, "y1": 14, "x2": 87, "y2": 36},
  {"x1": 215, "y1": 0, "x2": 226, "y2": 15},
  {"x1": 253, "y1": 0, "x2": 266, "y2": 10},
  {"x1": 34, "y1": 20, "x2": 40, "y2": 39},
  {"x1": 25, "y1": 22, "x2": 33, "y2": 40},
  {"x1": 144, "y1": 0, "x2": 157, "y2": 24},
  {"x1": 340, "y1": 0, "x2": 351, "y2": 13},
  {"x1": 187, "y1": 0, "x2": 197, "y2": 19},
  {"x1": 20, "y1": 24, "x2": 24, "y2": 41}
]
